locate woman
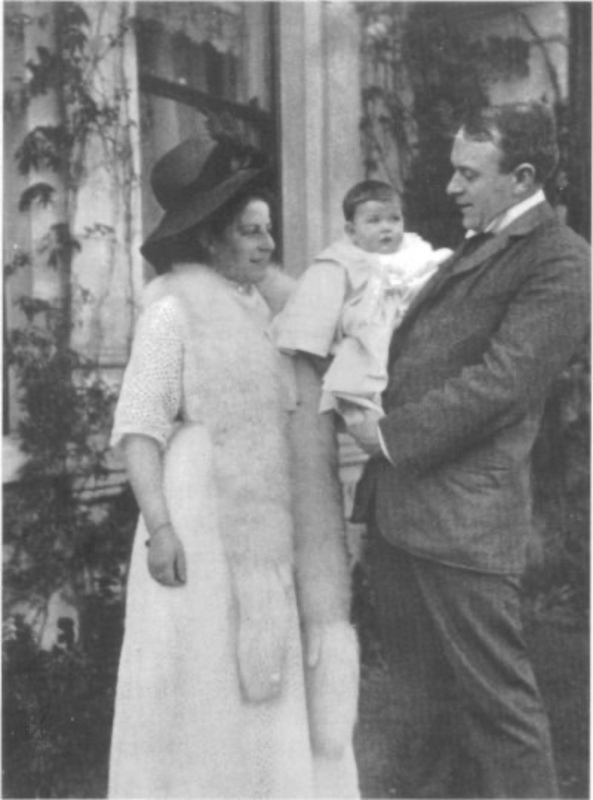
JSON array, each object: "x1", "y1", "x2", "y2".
[{"x1": 108, "y1": 137, "x2": 359, "y2": 798}]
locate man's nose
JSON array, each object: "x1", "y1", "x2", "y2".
[{"x1": 447, "y1": 173, "x2": 461, "y2": 195}]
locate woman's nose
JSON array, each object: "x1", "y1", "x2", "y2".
[{"x1": 260, "y1": 231, "x2": 274, "y2": 250}]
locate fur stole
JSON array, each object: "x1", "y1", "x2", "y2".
[
  {"x1": 289, "y1": 353, "x2": 359, "y2": 758},
  {"x1": 264, "y1": 268, "x2": 359, "y2": 758},
  {"x1": 145, "y1": 265, "x2": 294, "y2": 703},
  {"x1": 145, "y1": 264, "x2": 359, "y2": 749}
]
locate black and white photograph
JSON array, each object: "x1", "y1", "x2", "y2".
[{"x1": 3, "y1": 2, "x2": 591, "y2": 798}]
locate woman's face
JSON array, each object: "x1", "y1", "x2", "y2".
[{"x1": 210, "y1": 199, "x2": 275, "y2": 286}]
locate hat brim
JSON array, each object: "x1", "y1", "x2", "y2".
[{"x1": 141, "y1": 167, "x2": 267, "y2": 266}]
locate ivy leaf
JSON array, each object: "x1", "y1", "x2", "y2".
[
  {"x1": 18, "y1": 183, "x2": 56, "y2": 212},
  {"x1": 5, "y1": 10, "x2": 34, "y2": 40},
  {"x1": 47, "y1": 223, "x2": 81, "y2": 267},
  {"x1": 61, "y1": 2, "x2": 90, "y2": 31},
  {"x1": 15, "y1": 295, "x2": 55, "y2": 323},
  {"x1": 4, "y1": 250, "x2": 32, "y2": 278},
  {"x1": 15, "y1": 126, "x2": 72, "y2": 174},
  {"x1": 82, "y1": 223, "x2": 115, "y2": 239},
  {"x1": 25, "y1": 46, "x2": 60, "y2": 96},
  {"x1": 4, "y1": 85, "x2": 29, "y2": 116},
  {"x1": 61, "y1": 27, "x2": 88, "y2": 56}
]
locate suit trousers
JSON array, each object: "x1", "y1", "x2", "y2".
[{"x1": 367, "y1": 526, "x2": 558, "y2": 799}]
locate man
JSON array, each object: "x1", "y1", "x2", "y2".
[{"x1": 347, "y1": 102, "x2": 590, "y2": 798}]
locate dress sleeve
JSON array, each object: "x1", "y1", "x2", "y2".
[
  {"x1": 111, "y1": 296, "x2": 184, "y2": 450},
  {"x1": 272, "y1": 261, "x2": 347, "y2": 357}
]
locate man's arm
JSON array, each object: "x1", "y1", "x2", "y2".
[{"x1": 378, "y1": 238, "x2": 590, "y2": 474}]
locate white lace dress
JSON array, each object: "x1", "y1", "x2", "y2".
[{"x1": 108, "y1": 265, "x2": 359, "y2": 798}]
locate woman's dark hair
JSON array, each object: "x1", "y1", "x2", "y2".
[
  {"x1": 150, "y1": 184, "x2": 275, "y2": 274},
  {"x1": 149, "y1": 228, "x2": 208, "y2": 274},
  {"x1": 206, "y1": 185, "x2": 275, "y2": 240},
  {"x1": 460, "y1": 102, "x2": 559, "y2": 184}
]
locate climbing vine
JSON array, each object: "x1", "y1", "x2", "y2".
[
  {"x1": 3, "y1": 0, "x2": 138, "y2": 601},
  {"x1": 3, "y1": 6, "x2": 139, "y2": 795},
  {"x1": 359, "y1": 2, "x2": 532, "y2": 246}
]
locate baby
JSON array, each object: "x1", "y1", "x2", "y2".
[{"x1": 274, "y1": 179, "x2": 452, "y2": 421}]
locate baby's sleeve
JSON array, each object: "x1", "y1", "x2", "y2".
[
  {"x1": 111, "y1": 296, "x2": 184, "y2": 450},
  {"x1": 273, "y1": 261, "x2": 347, "y2": 358}
]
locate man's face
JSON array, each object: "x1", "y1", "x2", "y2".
[{"x1": 447, "y1": 131, "x2": 519, "y2": 232}]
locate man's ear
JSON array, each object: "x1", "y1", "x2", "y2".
[
  {"x1": 513, "y1": 162, "x2": 537, "y2": 195},
  {"x1": 345, "y1": 221, "x2": 355, "y2": 240}
]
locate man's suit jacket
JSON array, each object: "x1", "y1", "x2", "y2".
[{"x1": 365, "y1": 202, "x2": 590, "y2": 573}]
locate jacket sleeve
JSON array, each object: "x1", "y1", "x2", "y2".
[{"x1": 379, "y1": 235, "x2": 591, "y2": 474}]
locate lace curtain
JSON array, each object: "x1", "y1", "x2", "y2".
[{"x1": 136, "y1": 2, "x2": 244, "y2": 56}]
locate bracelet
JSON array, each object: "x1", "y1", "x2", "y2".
[
  {"x1": 145, "y1": 522, "x2": 173, "y2": 548},
  {"x1": 153, "y1": 522, "x2": 173, "y2": 536}
]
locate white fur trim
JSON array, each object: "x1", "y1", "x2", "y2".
[
  {"x1": 257, "y1": 265, "x2": 296, "y2": 315},
  {"x1": 306, "y1": 621, "x2": 360, "y2": 759},
  {"x1": 232, "y1": 562, "x2": 292, "y2": 704},
  {"x1": 290, "y1": 355, "x2": 352, "y2": 625},
  {"x1": 146, "y1": 266, "x2": 294, "y2": 570},
  {"x1": 149, "y1": 268, "x2": 297, "y2": 705}
]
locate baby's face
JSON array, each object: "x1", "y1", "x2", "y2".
[{"x1": 346, "y1": 198, "x2": 404, "y2": 254}]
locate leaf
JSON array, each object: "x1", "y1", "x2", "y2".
[
  {"x1": 4, "y1": 250, "x2": 32, "y2": 277},
  {"x1": 82, "y1": 223, "x2": 115, "y2": 239},
  {"x1": 63, "y1": 26, "x2": 88, "y2": 49},
  {"x1": 18, "y1": 183, "x2": 56, "y2": 212},
  {"x1": 46, "y1": 223, "x2": 82, "y2": 267},
  {"x1": 25, "y1": 46, "x2": 60, "y2": 96},
  {"x1": 15, "y1": 296, "x2": 55, "y2": 322},
  {"x1": 5, "y1": 9, "x2": 34, "y2": 40},
  {"x1": 15, "y1": 126, "x2": 72, "y2": 175},
  {"x1": 62, "y1": 2, "x2": 90, "y2": 30},
  {"x1": 51, "y1": 222, "x2": 81, "y2": 252}
]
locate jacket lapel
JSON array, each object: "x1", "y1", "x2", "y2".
[
  {"x1": 449, "y1": 202, "x2": 556, "y2": 278},
  {"x1": 396, "y1": 202, "x2": 557, "y2": 334}
]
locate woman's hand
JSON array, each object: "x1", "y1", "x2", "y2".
[
  {"x1": 147, "y1": 523, "x2": 187, "y2": 587},
  {"x1": 121, "y1": 435, "x2": 186, "y2": 588}
]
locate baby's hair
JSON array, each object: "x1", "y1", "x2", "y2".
[{"x1": 342, "y1": 180, "x2": 399, "y2": 222}]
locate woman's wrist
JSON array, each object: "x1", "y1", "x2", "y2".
[
  {"x1": 150, "y1": 521, "x2": 174, "y2": 538},
  {"x1": 145, "y1": 521, "x2": 174, "y2": 548}
]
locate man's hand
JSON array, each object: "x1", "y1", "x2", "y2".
[
  {"x1": 147, "y1": 524, "x2": 187, "y2": 586},
  {"x1": 343, "y1": 406, "x2": 384, "y2": 456}
]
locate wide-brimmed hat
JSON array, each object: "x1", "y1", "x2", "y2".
[{"x1": 140, "y1": 137, "x2": 269, "y2": 266}]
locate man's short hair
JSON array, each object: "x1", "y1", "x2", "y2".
[
  {"x1": 342, "y1": 180, "x2": 399, "y2": 221},
  {"x1": 460, "y1": 102, "x2": 559, "y2": 184}
]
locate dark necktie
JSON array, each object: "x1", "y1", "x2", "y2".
[{"x1": 458, "y1": 231, "x2": 495, "y2": 258}]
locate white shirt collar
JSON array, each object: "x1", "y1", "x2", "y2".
[{"x1": 466, "y1": 189, "x2": 546, "y2": 238}]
